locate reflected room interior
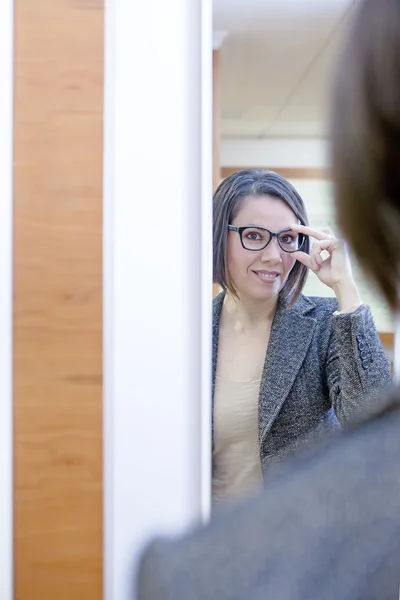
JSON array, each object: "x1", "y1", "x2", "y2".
[
  {"x1": 210, "y1": 0, "x2": 394, "y2": 511},
  {"x1": 212, "y1": 0, "x2": 393, "y2": 358}
]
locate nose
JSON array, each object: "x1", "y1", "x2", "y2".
[{"x1": 260, "y1": 236, "x2": 282, "y2": 264}]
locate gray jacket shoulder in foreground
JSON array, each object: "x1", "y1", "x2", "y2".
[
  {"x1": 138, "y1": 397, "x2": 400, "y2": 600},
  {"x1": 212, "y1": 293, "x2": 393, "y2": 474}
]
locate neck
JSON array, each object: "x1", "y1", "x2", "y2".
[{"x1": 223, "y1": 291, "x2": 278, "y2": 330}]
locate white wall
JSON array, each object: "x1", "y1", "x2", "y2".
[
  {"x1": 103, "y1": 1, "x2": 213, "y2": 599},
  {"x1": 221, "y1": 137, "x2": 329, "y2": 168},
  {"x1": 0, "y1": 2, "x2": 13, "y2": 600}
]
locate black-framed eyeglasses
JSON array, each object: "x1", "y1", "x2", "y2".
[{"x1": 228, "y1": 225, "x2": 306, "y2": 253}]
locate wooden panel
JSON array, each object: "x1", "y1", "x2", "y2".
[
  {"x1": 221, "y1": 166, "x2": 330, "y2": 180},
  {"x1": 379, "y1": 332, "x2": 394, "y2": 347},
  {"x1": 213, "y1": 284, "x2": 221, "y2": 297},
  {"x1": 213, "y1": 50, "x2": 221, "y2": 193},
  {"x1": 213, "y1": 50, "x2": 221, "y2": 298},
  {"x1": 13, "y1": 1, "x2": 103, "y2": 599}
]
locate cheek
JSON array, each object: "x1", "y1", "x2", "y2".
[
  {"x1": 226, "y1": 238, "x2": 252, "y2": 278},
  {"x1": 283, "y1": 255, "x2": 296, "y2": 276}
]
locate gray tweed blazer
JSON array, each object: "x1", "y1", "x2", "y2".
[
  {"x1": 138, "y1": 392, "x2": 400, "y2": 600},
  {"x1": 212, "y1": 292, "x2": 392, "y2": 477}
]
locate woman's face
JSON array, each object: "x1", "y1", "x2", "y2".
[{"x1": 227, "y1": 195, "x2": 299, "y2": 302}]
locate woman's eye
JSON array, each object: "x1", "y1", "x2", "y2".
[
  {"x1": 281, "y1": 235, "x2": 294, "y2": 244},
  {"x1": 246, "y1": 232, "x2": 261, "y2": 240}
]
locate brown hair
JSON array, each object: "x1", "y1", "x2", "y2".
[
  {"x1": 213, "y1": 169, "x2": 310, "y2": 306},
  {"x1": 331, "y1": 0, "x2": 400, "y2": 310}
]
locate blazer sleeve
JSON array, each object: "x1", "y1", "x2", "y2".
[{"x1": 325, "y1": 304, "x2": 393, "y2": 424}]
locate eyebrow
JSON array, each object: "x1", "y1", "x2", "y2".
[{"x1": 239, "y1": 225, "x2": 294, "y2": 232}]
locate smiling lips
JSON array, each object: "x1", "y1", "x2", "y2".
[{"x1": 253, "y1": 270, "x2": 281, "y2": 282}]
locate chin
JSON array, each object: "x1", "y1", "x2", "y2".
[
  {"x1": 234, "y1": 275, "x2": 285, "y2": 302},
  {"x1": 258, "y1": 289, "x2": 279, "y2": 301},
  {"x1": 247, "y1": 283, "x2": 280, "y2": 302}
]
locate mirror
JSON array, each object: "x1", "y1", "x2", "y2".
[{"x1": 211, "y1": 0, "x2": 394, "y2": 511}]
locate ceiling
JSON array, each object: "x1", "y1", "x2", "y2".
[{"x1": 213, "y1": 0, "x2": 357, "y2": 139}]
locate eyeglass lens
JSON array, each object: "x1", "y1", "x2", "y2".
[{"x1": 241, "y1": 227, "x2": 305, "y2": 253}]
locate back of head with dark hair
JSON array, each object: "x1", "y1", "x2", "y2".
[
  {"x1": 213, "y1": 169, "x2": 310, "y2": 305},
  {"x1": 331, "y1": 0, "x2": 400, "y2": 310}
]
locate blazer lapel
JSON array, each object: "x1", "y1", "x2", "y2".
[
  {"x1": 211, "y1": 293, "x2": 316, "y2": 447},
  {"x1": 258, "y1": 295, "x2": 317, "y2": 445},
  {"x1": 212, "y1": 293, "x2": 224, "y2": 439}
]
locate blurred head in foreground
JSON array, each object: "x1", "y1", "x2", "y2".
[{"x1": 332, "y1": 0, "x2": 400, "y2": 310}]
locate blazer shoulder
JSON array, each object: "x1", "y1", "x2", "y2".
[{"x1": 303, "y1": 295, "x2": 340, "y2": 316}]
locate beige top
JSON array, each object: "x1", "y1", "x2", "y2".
[{"x1": 212, "y1": 375, "x2": 263, "y2": 508}]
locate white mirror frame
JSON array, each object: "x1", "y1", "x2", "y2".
[{"x1": 103, "y1": 0, "x2": 213, "y2": 598}]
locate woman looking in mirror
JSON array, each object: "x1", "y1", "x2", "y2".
[
  {"x1": 138, "y1": 2, "x2": 400, "y2": 597},
  {"x1": 212, "y1": 169, "x2": 392, "y2": 507}
]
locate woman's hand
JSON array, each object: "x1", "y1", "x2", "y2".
[{"x1": 290, "y1": 224, "x2": 362, "y2": 311}]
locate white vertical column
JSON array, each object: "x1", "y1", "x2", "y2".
[
  {"x1": 0, "y1": 2, "x2": 13, "y2": 600},
  {"x1": 200, "y1": 4, "x2": 213, "y2": 522},
  {"x1": 103, "y1": 0, "x2": 213, "y2": 598}
]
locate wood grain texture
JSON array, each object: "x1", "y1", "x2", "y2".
[
  {"x1": 13, "y1": 1, "x2": 103, "y2": 598},
  {"x1": 213, "y1": 50, "x2": 221, "y2": 298},
  {"x1": 213, "y1": 50, "x2": 221, "y2": 192},
  {"x1": 212, "y1": 283, "x2": 221, "y2": 298},
  {"x1": 221, "y1": 166, "x2": 330, "y2": 180},
  {"x1": 379, "y1": 332, "x2": 394, "y2": 347}
]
